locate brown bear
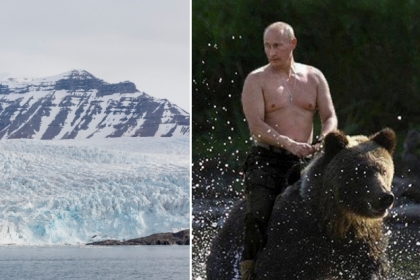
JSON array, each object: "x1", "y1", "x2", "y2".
[{"x1": 206, "y1": 128, "x2": 396, "y2": 280}]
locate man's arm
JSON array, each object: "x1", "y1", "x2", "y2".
[
  {"x1": 314, "y1": 69, "x2": 338, "y2": 141},
  {"x1": 241, "y1": 72, "x2": 290, "y2": 146}
]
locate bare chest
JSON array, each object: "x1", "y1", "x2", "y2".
[{"x1": 262, "y1": 75, "x2": 317, "y2": 113}]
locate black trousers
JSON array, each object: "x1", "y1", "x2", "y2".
[{"x1": 242, "y1": 146, "x2": 301, "y2": 261}]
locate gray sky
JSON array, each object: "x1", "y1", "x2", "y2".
[{"x1": 0, "y1": 0, "x2": 190, "y2": 111}]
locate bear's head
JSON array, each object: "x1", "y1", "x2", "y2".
[{"x1": 302, "y1": 128, "x2": 396, "y2": 236}]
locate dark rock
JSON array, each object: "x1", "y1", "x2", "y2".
[
  {"x1": 0, "y1": 84, "x2": 10, "y2": 94},
  {"x1": 97, "y1": 81, "x2": 138, "y2": 97},
  {"x1": 86, "y1": 229, "x2": 190, "y2": 246}
]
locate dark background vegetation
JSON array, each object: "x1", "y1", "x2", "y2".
[{"x1": 192, "y1": 0, "x2": 420, "y2": 198}]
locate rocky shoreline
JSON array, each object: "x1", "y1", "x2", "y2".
[{"x1": 86, "y1": 229, "x2": 190, "y2": 246}]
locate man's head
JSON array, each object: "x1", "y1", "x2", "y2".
[{"x1": 263, "y1": 22, "x2": 297, "y2": 69}]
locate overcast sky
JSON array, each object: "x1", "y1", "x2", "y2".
[{"x1": 0, "y1": 0, "x2": 190, "y2": 111}]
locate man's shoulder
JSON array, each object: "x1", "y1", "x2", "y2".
[
  {"x1": 295, "y1": 63, "x2": 326, "y2": 84},
  {"x1": 245, "y1": 65, "x2": 271, "y2": 83},
  {"x1": 249, "y1": 64, "x2": 270, "y2": 75},
  {"x1": 242, "y1": 66, "x2": 270, "y2": 94},
  {"x1": 294, "y1": 62, "x2": 322, "y2": 75}
]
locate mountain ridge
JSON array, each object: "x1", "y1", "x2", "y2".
[{"x1": 0, "y1": 70, "x2": 189, "y2": 139}]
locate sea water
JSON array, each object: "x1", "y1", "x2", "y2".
[{"x1": 0, "y1": 246, "x2": 189, "y2": 280}]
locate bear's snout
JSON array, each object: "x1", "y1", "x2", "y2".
[
  {"x1": 378, "y1": 192, "x2": 394, "y2": 210},
  {"x1": 366, "y1": 192, "x2": 395, "y2": 218}
]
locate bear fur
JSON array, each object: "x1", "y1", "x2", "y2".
[{"x1": 206, "y1": 128, "x2": 396, "y2": 280}]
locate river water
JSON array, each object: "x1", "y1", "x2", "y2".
[
  {"x1": 192, "y1": 198, "x2": 420, "y2": 280},
  {"x1": 0, "y1": 245, "x2": 189, "y2": 280}
]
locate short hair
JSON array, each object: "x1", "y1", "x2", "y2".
[{"x1": 264, "y1": 22, "x2": 296, "y2": 40}]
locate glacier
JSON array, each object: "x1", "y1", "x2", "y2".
[{"x1": 0, "y1": 137, "x2": 190, "y2": 245}]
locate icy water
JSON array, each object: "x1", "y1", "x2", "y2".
[
  {"x1": 192, "y1": 199, "x2": 420, "y2": 280},
  {"x1": 0, "y1": 246, "x2": 189, "y2": 280}
]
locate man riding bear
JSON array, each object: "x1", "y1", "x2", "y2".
[{"x1": 240, "y1": 21, "x2": 337, "y2": 278}]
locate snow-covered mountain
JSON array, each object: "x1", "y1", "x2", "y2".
[
  {"x1": 0, "y1": 70, "x2": 189, "y2": 139},
  {"x1": 0, "y1": 137, "x2": 189, "y2": 245}
]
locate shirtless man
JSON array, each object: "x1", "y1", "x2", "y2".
[{"x1": 240, "y1": 22, "x2": 337, "y2": 279}]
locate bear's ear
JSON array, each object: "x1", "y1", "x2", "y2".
[
  {"x1": 324, "y1": 130, "x2": 349, "y2": 159},
  {"x1": 370, "y1": 127, "x2": 396, "y2": 155}
]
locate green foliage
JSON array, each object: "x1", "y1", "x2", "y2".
[{"x1": 193, "y1": 0, "x2": 420, "y2": 186}]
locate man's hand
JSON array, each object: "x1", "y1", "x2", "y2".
[
  {"x1": 312, "y1": 142, "x2": 324, "y2": 152},
  {"x1": 311, "y1": 137, "x2": 325, "y2": 154},
  {"x1": 288, "y1": 141, "x2": 316, "y2": 158}
]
